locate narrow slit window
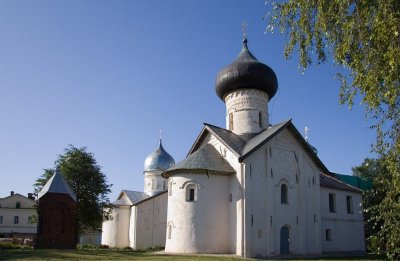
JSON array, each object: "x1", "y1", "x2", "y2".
[
  {"x1": 168, "y1": 225, "x2": 172, "y2": 239},
  {"x1": 281, "y1": 184, "x2": 288, "y2": 204},
  {"x1": 326, "y1": 229, "x2": 331, "y2": 241},
  {"x1": 189, "y1": 189, "x2": 195, "y2": 201},
  {"x1": 168, "y1": 180, "x2": 172, "y2": 196},
  {"x1": 329, "y1": 193, "x2": 336, "y2": 213},
  {"x1": 229, "y1": 113, "x2": 234, "y2": 130}
]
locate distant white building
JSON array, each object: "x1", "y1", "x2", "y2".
[
  {"x1": 102, "y1": 38, "x2": 366, "y2": 258},
  {"x1": 0, "y1": 191, "x2": 36, "y2": 239}
]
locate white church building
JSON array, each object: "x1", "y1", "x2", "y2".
[{"x1": 102, "y1": 38, "x2": 366, "y2": 258}]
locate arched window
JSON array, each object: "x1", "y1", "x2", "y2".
[
  {"x1": 281, "y1": 184, "x2": 288, "y2": 204},
  {"x1": 186, "y1": 184, "x2": 196, "y2": 202},
  {"x1": 16, "y1": 202, "x2": 21, "y2": 209}
]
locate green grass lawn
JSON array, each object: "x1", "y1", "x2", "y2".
[{"x1": 0, "y1": 249, "x2": 385, "y2": 261}]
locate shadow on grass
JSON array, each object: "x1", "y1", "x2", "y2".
[
  {"x1": 0, "y1": 249, "x2": 145, "y2": 261},
  {"x1": 0, "y1": 249, "x2": 385, "y2": 261}
]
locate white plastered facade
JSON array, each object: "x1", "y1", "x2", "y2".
[
  {"x1": 102, "y1": 41, "x2": 366, "y2": 257},
  {"x1": 101, "y1": 189, "x2": 168, "y2": 249},
  {"x1": 0, "y1": 193, "x2": 36, "y2": 237},
  {"x1": 164, "y1": 126, "x2": 327, "y2": 256}
]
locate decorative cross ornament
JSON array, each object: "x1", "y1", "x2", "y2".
[{"x1": 241, "y1": 21, "x2": 248, "y2": 40}]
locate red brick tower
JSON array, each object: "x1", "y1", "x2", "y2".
[{"x1": 35, "y1": 170, "x2": 77, "y2": 249}]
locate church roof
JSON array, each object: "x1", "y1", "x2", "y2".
[
  {"x1": 162, "y1": 144, "x2": 235, "y2": 178},
  {"x1": 113, "y1": 190, "x2": 167, "y2": 206},
  {"x1": 320, "y1": 173, "x2": 362, "y2": 193},
  {"x1": 200, "y1": 123, "x2": 248, "y2": 156},
  {"x1": 38, "y1": 169, "x2": 76, "y2": 201},
  {"x1": 188, "y1": 120, "x2": 329, "y2": 173},
  {"x1": 115, "y1": 190, "x2": 149, "y2": 205},
  {"x1": 241, "y1": 120, "x2": 290, "y2": 158}
]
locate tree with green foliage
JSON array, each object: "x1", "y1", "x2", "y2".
[
  {"x1": 34, "y1": 145, "x2": 113, "y2": 233},
  {"x1": 266, "y1": 1, "x2": 400, "y2": 258},
  {"x1": 352, "y1": 158, "x2": 389, "y2": 253}
]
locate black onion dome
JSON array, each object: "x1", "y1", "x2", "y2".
[{"x1": 215, "y1": 38, "x2": 278, "y2": 100}]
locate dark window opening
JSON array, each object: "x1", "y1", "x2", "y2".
[
  {"x1": 189, "y1": 189, "x2": 195, "y2": 201},
  {"x1": 281, "y1": 184, "x2": 288, "y2": 204},
  {"x1": 326, "y1": 229, "x2": 331, "y2": 241},
  {"x1": 346, "y1": 196, "x2": 353, "y2": 214},
  {"x1": 329, "y1": 193, "x2": 336, "y2": 213}
]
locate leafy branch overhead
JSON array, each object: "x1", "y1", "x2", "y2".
[
  {"x1": 266, "y1": 1, "x2": 400, "y2": 259},
  {"x1": 266, "y1": 1, "x2": 399, "y2": 148}
]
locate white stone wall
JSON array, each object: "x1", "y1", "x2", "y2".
[
  {"x1": 165, "y1": 126, "x2": 364, "y2": 257},
  {"x1": 101, "y1": 206, "x2": 130, "y2": 247},
  {"x1": 242, "y1": 129, "x2": 322, "y2": 257},
  {"x1": 144, "y1": 170, "x2": 167, "y2": 196},
  {"x1": 165, "y1": 173, "x2": 232, "y2": 253},
  {"x1": 196, "y1": 134, "x2": 243, "y2": 255},
  {"x1": 0, "y1": 194, "x2": 36, "y2": 235},
  {"x1": 320, "y1": 188, "x2": 365, "y2": 254},
  {"x1": 131, "y1": 192, "x2": 167, "y2": 249},
  {"x1": 79, "y1": 231, "x2": 102, "y2": 246},
  {"x1": 224, "y1": 89, "x2": 269, "y2": 135}
]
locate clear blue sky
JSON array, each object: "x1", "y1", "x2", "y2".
[{"x1": 0, "y1": 0, "x2": 375, "y2": 200}]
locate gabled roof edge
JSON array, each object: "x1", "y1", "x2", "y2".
[
  {"x1": 186, "y1": 125, "x2": 209, "y2": 157},
  {"x1": 239, "y1": 120, "x2": 292, "y2": 162},
  {"x1": 239, "y1": 120, "x2": 329, "y2": 173},
  {"x1": 320, "y1": 172, "x2": 363, "y2": 193},
  {"x1": 287, "y1": 123, "x2": 329, "y2": 173},
  {"x1": 132, "y1": 190, "x2": 167, "y2": 206},
  {"x1": 204, "y1": 123, "x2": 241, "y2": 158}
]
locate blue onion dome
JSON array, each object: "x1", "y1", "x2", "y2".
[
  {"x1": 215, "y1": 38, "x2": 278, "y2": 101},
  {"x1": 144, "y1": 140, "x2": 175, "y2": 172}
]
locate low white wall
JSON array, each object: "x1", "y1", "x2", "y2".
[
  {"x1": 132, "y1": 193, "x2": 167, "y2": 249},
  {"x1": 101, "y1": 206, "x2": 130, "y2": 247}
]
